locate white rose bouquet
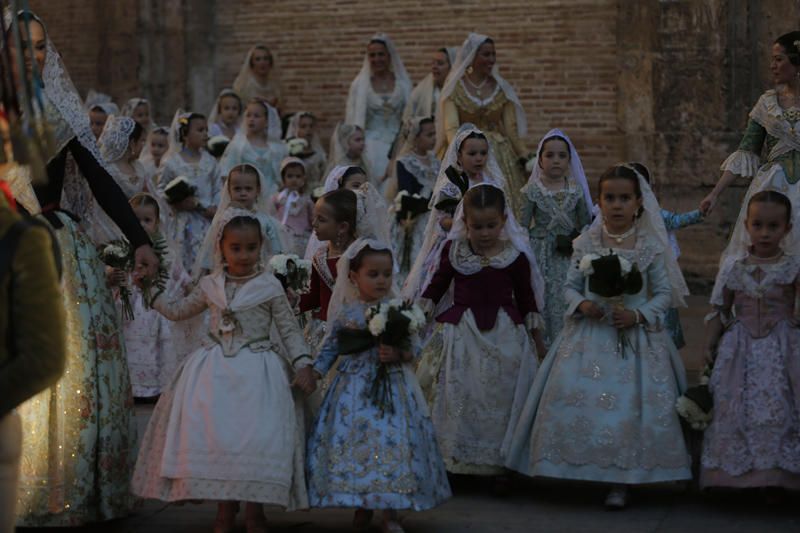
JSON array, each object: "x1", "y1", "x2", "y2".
[
  {"x1": 337, "y1": 299, "x2": 426, "y2": 414},
  {"x1": 100, "y1": 240, "x2": 135, "y2": 320}
]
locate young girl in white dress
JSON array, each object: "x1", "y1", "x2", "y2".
[
  {"x1": 158, "y1": 111, "x2": 220, "y2": 271},
  {"x1": 503, "y1": 164, "x2": 692, "y2": 509},
  {"x1": 325, "y1": 123, "x2": 370, "y2": 180},
  {"x1": 139, "y1": 126, "x2": 170, "y2": 192},
  {"x1": 131, "y1": 208, "x2": 311, "y2": 533},
  {"x1": 220, "y1": 99, "x2": 287, "y2": 197},
  {"x1": 285, "y1": 111, "x2": 327, "y2": 189},
  {"x1": 272, "y1": 157, "x2": 314, "y2": 257}
]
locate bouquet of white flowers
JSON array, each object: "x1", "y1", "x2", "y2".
[
  {"x1": 676, "y1": 364, "x2": 713, "y2": 431},
  {"x1": 286, "y1": 137, "x2": 310, "y2": 157},
  {"x1": 338, "y1": 298, "x2": 426, "y2": 414},
  {"x1": 100, "y1": 240, "x2": 135, "y2": 320},
  {"x1": 269, "y1": 253, "x2": 312, "y2": 292}
]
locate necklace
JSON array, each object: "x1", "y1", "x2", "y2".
[
  {"x1": 464, "y1": 74, "x2": 490, "y2": 98},
  {"x1": 749, "y1": 250, "x2": 784, "y2": 262},
  {"x1": 602, "y1": 223, "x2": 636, "y2": 244}
]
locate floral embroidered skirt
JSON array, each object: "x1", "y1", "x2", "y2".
[
  {"x1": 417, "y1": 309, "x2": 538, "y2": 475},
  {"x1": 503, "y1": 318, "x2": 692, "y2": 484},
  {"x1": 16, "y1": 215, "x2": 136, "y2": 526}
]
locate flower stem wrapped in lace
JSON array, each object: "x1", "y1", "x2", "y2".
[
  {"x1": 100, "y1": 240, "x2": 135, "y2": 320},
  {"x1": 578, "y1": 250, "x2": 643, "y2": 358},
  {"x1": 338, "y1": 299, "x2": 425, "y2": 414}
]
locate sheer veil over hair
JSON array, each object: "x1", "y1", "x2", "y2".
[
  {"x1": 208, "y1": 207, "x2": 265, "y2": 272},
  {"x1": 84, "y1": 89, "x2": 119, "y2": 115},
  {"x1": 192, "y1": 163, "x2": 284, "y2": 278},
  {"x1": 436, "y1": 33, "x2": 527, "y2": 152},
  {"x1": 527, "y1": 128, "x2": 593, "y2": 213},
  {"x1": 207, "y1": 88, "x2": 242, "y2": 134},
  {"x1": 286, "y1": 111, "x2": 325, "y2": 155},
  {"x1": 403, "y1": 46, "x2": 458, "y2": 122},
  {"x1": 402, "y1": 124, "x2": 507, "y2": 301},
  {"x1": 711, "y1": 188, "x2": 800, "y2": 305},
  {"x1": 232, "y1": 44, "x2": 282, "y2": 105},
  {"x1": 121, "y1": 98, "x2": 149, "y2": 121},
  {"x1": 303, "y1": 165, "x2": 357, "y2": 259},
  {"x1": 593, "y1": 164, "x2": 690, "y2": 308},
  {"x1": 325, "y1": 237, "x2": 398, "y2": 332},
  {"x1": 326, "y1": 123, "x2": 368, "y2": 175},
  {"x1": 345, "y1": 32, "x2": 412, "y2": 128}
]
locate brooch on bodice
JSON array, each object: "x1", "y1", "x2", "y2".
[{"x1": 219, "y1": 308, "x2": 238, "y2": 334}]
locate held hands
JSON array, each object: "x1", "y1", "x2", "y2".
[
  {"x1": 378, "y1": 344, "x2": 410, "y2": 364},
  {"x1": 291, "y1": 365, "x2": 318, "y2": 395},
  {"x1": 699, "y1": 192, "x2": 717, "y2": 216}
]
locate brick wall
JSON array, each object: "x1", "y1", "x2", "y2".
[{"x1": 23, "y1": 0, "x2": 800, "y2": 283}]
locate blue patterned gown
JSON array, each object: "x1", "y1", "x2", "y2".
[
  {"x1": 503, "y1": 226, "x2": 692, "y2": 484},
  {"x1": 306, "y1": 301, "x2": 451, "y2": 510}
]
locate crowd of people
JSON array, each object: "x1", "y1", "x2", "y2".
[{"x1": 1, "y1": 6, "x2": 800, "y2": 533}]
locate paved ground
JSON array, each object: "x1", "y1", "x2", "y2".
[{"x1": 18, "y1": 296, "x2": 800, "y2": 532}]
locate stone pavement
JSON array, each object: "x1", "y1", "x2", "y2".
[{"x1": 17, "y1": 296, "x2": 800, "y2": 532}]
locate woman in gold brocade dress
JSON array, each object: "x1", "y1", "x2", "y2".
[{"x1": 438, "y1": 33, "x2": 530, "y2": 216}]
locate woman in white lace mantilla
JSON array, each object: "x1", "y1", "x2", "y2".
[
  {"x1": 233, "y1": 44, "x2": 283, "y2": 110},
  {"x1": 345, "y1": 33, "x2": 411, "y2": 185}
]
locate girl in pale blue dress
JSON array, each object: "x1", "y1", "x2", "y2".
[
  {"x1": 504, "y1": 164, "x2": 692, "y2": 509},
  {"x1": 520, "y1": 129, "x2": 593, "y2": 348},
  {"x1": 294, "y1": 238, "x2": 450, "y2": 533}
]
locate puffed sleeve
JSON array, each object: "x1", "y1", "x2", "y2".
[
  {"x1": 631, "y1": 253, "x2": 673, "y2": 328},
  {"x1": 269, "y1": 292, "x2": 312, "y2": 370},
  {"x1": 501, "y1": 101, "x2": 528, "y2": 158},
  {"x1": 719, "y1": 118, "x2": 765, "y2": 178},
  {"x1": 0, "y1": 224, "x2": 65, "y2": 417},
  {"x1": 152, "y1": 282, "x2": 208, "y2": 321},
  {"x1": 67, "y1": 138, "x2": 150, "y2": 249},
  {"x1": 421, "y1": 241, "x2": 456, "y2": 305}
]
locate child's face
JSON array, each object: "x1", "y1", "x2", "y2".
[
  {"x1": 129, "y1": 135, "x2": 145, "y2": 160},
  {"x1": 219, "y1": 95, "x2": 241, "y2": 125},
  {"x1": 341, "y1": 173, "x2": 366, "y2": 191},
  {"x1": 746, "y1": 201, "x2": 791, "y2": 257},
  {"x1": 414, "y1": 122, "x2": 436, "y2": 153},
  {"x1": 245, "y1": 103, "x2": 268, "y2": 135},
  {"x1": 228, "y1": 169, "x2": 260, "y2": 208},
  {"x1": 149, "y1": 133, "x2": 168, "y2": 159},
  {"x1": 465, "y1": 206, "x2": 506, "y2": 251},
  {"x1": 221, "y1": 225, "x2": 262, "y2": 277},
  {"x1": 539, "y1": 138, "x2": 570, "y2": 180},
  {"x1": 458, "y1": 138, "x2": 488, "y2": 177},
  {"x1": 283, "y1": 165, "x2": 306, "y2": 192},
  {"x1": 89, "y1": 109, "x2": 108, "y2": 139},
  {"x1": 185, "y1": 118, "x2": 209, "y2": 149},
  {"x1": 349, "y1": 252, "x2": 393, "y2": 302},
  {"x1": 297, "y1": 116, "x2": 314, "y2": 140},
  {"x1": 346, "y1": 130, "x2": 365, "y2": 157},
  {"x1": 132, "y1": 103, "x2": 151, "y2": 128},
  {"x1": 312, "y1": 199, "x2": 346, "y2": 242},
  {"x1": 598, "y1": 178, "x2": 641, "y2": 232},
  {"x1": 133, "y1": 203, "x2": 159, "y2": 236}
]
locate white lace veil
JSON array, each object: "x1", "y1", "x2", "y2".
[
  {"x1": 590, "y1": 164, "x2": 690, "y2": 308},
  {"x1": 138, "y1": 124, "x2": 169, "y2": 169},
  {"x1": 84, "y1": 89, "x2": 119, "y2": 115},
  {"x1": 207, "y1": 88, "x2": 243, "y2": 134},
  {"x1": 121, "y1": 98, "x2": 149, "y2": 122},
  {"x1": 436, "y1": 33, "x2": 527, "y2": 152},
  {"x1": 326, "y1": 123, "x2": 368, "y2": 175},
  {"x1": 527, "y1": 128, "x2": 593, "y2": 212},
  {"x1": 710, "y1": 186, "x2": 800, "y2": 306},
  {"x1": 192, "y1": 163, "x2": 284, "y2": 278},
  {"x1": 232, "y1": 44, "x2": 282, "y2": 104},
  {"x1": 208, "y1": 206, "x2": 265, "y2": 272},
  {"x1": 285, "y1": 110, "x2": 325, "y2": 155},
  {"x1": 401, "y1": 124, "x2": 507, "y2": 301},
  {"x1": 97, "y1": 115, "x2": 136, "y2": 163},
  {"x1": 325, "y1": 237, "x2": 398, "y2": 331},
  {"x1": 225, "y1": 99, "x2": 282, "y2": 153},
  {"x1": 164, "y1": 109, "x2": 188, "y2": 162},
  {"x1": 345, "y1": 33, "x2": 412, "y2": 128}
]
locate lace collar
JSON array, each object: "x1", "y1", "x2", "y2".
[
  {"x1": 458, "y1": 79, "x2": 501, "y2": 107},
  {"x1": 725, "y1": 253, "x2": 800, "y2": 298},
  {"x1": 449, "y1": 238, "x2": 520, "y2": 275},
  {"x1": 579, "y1": 223, "x2": 660, "y2": 272}
]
